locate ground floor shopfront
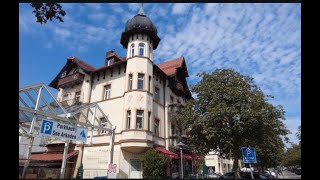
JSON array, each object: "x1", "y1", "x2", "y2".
[{"x1": 79, "y1": 144, "x2": 203, "y2": 179}]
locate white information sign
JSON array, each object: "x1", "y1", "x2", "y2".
[
  {"x1": 108, "y1": 164, "x2": 117, "y2": 179},
  {"x1": 39, "y1": 119, "x2": 88, "y2": 142}
]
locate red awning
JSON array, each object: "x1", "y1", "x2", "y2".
[
  {"x1": 28, "y1": 151, "x2": 79, "y2": 161},
  {"x1": 156, "y1": 147, "x2": 179, "y2": 159},
  {"x1": 182, "y1": 154, "x2": 193, "y2": 160},
  {"x1": 192, "y1": 154, "x2": 204, "y2": 161}
]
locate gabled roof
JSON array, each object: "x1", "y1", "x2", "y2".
[
  {"x1": 49, "y1": 56, "x2": 96, "y2": 89},
  {"x1": 71, "y1": 56, "x2": 96, "y2": 72},
  {"x1": 157, "y1": 57, "x2": 187, "y2": 77}
]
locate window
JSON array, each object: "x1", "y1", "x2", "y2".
[
  {"x1": 154, "y1": 87, "x2": 159, "y2": 101},
  {"x1": 138, "y1": 73, "x2": 144, "y2": 90},
  {"x1": 107, "y1": 58, "x2": 114, "y2": 66},
  {"x1": 130, "y1": 159, "x2": 141, "y2": 171},
  {"x1": 75, "y1": 91, "x2": 81, "y2": 103},
  {"x1": 104, "y1": 85, "x2": 111, "y2": 100},
  {"x1": 149, "y1": 46, "x2": 151, "y2": 58},
  {"x1": 129, "y1": 74, "x2": 133, "y2": 90},
  {"x1": 155, "y1": 119, "x2": 160, "y2": 136},
  {"x1": 131, "y1": 44, "x2": 135, "y2": 57},
  {"x1": 171, "y1": 125, "x2": 175, "y2": 136},
  {"x1": 139, "y1": 43, "x2": 145, "y2": 56},
  {"x1": 148, "y1": 76, "x2": 151, "y2": 92},
  {"x1": 100, "y1": 117, "x2": 107, "y2": 134},
  {"x1": 136, "y1": 110, "x2": 144, "y2": 129},
  {"x1": 63, "y1": 94, "x2": 68, "y2": 101},
  {"x1": 148, "y1": 112, "x2": 151, "y2": 131},
  {"x1": 127, "y1": 110, "x2": 131, "y2": 129}
]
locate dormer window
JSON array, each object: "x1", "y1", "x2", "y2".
[
  {"x1": 139, "y1": 43, "x2": 145, "y2": 56},
  {"x1": 107, "y1": 58, "x2": 114, "y2": 66}
]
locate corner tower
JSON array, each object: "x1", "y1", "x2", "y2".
[{"x1": 120, "y1": 5, "x2": 162, "y2": 154}]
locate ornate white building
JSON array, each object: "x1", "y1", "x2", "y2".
[{"x1": 48, "y1": 7, "x2": 192, "y2": 178}]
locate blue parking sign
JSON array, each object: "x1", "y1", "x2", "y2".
[
  {"x1": 241, "y1": 147, "x2": 257, "y2": 163},
  {"x1": 40, "y1": 120, "x2": 53, "y2": 135}
]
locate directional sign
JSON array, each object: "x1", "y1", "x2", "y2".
[
  {"x1": 241, "y1": 147, "x2": 257, "y2": 163},
  {"x1": 40, "y1": 119, "x2": 88, "y2": 142}
]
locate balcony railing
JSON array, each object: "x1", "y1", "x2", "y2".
[
  {"x1": 58, "y1": 72, "x2": 84, "y2": 88},
  {"x1": 60, "y1": 98, "x2": 82, "y2": 107}
]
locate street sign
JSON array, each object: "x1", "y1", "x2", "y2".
[
  {"x1": 241, "y1": 147, "x2": 257, "y2": 163},
  {"x1": 40, "y1": 119, "x2": 88, "y2": 142},
  {"x1": 108, "y1": 164, "x2": 117, "y2": 179}
]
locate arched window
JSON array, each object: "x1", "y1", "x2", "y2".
[
  {"x1": 131, "y1": 44, "x2": 135, "y2": 57},
  {"x1": 139, "y1": 43, "x2": 145, "y2": 56},
  {"x1": 149, "y1": 46, "x2": 152, "y2": 58}
]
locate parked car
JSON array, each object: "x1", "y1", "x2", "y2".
[
  {"x1": 219, "y1": 172, "x2": 267, "y2": 179},
  {"x1": 295, "y1": 167, "x2": 301, "y2": 175}
]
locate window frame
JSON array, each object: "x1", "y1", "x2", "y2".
[
  {"x1": 104, "y1": 84, "x2": 111, "y2": 100},
  {"x1": 138, "y1": 73, "x2": 144, "y2": 90},
  {"x1": 139, "y1": 43, "x2": 145, "y2": 56},
  {"x1": 155, "y1": 119, "x2": 160, "y2": 136},
  {"x1": 154, "y1": 87, "x2": 160, "y2": 101},
  {"x1": 136, "y1": 110, "x2": 144, "y2": 129},
  {"x1": 100, "y1": 117, "x2": 107, "y2": 134},
  {"x1": 131, "y1": 44, "x2": 135, "y2": 57},
  {"x1": 129, "y1": 74, "x2": 133, "y2": 90},
  {"x1": 127, "y1": 110, "x2": 131, "y2": 129}
]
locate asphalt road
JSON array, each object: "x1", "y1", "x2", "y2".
[{"x1": 279, "y1": 170, "x2": 301, "y2": 179}]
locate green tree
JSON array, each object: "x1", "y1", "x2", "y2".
[
  {"x1": 30, "y1": 3, "x2": 66, "y2": 24},
  {"x1": 178, "y1": 69, "x2": 289, "y2": 178},
  {"x1": 140, "y1": 149, "x2": 167, "y2": 179},
  {"x1": 282, "y1": 143, "x2": 301, "y2": 167},
  {"x1": 296, "y1": 125, "x2": 301, "y2": 144}
]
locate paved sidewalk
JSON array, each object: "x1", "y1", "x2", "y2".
[{"x1": 279, "y1": 170, "x2": 301, "y2": 179}]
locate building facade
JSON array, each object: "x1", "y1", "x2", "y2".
[
  {"x1": 205, "y1": 151, "x2": 235, "y2": 175},
  {"x1": 48, "y1": 8, "x2": 192, "y2": 179}
]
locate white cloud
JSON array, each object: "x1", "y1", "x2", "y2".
[
  {"x1": 54, "y1": 28, "x2": 71, "y2": 39},
  {"x1": 172, "y1": 3, "x2": 192, "y2": 15},
  {"x1": 88, "y1": 13, "x2": 106, "y2": 21}
]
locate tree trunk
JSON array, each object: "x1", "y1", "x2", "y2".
[{"x1": 232, "y1": 157, "x2": 241, "y2": 179}]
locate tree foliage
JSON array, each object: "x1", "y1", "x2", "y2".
[
  {"x1": 30, "y1": 3, "x2": 66, "y2": 24},
  {"x1": 140, "y1": 149, "x2": 167, "y2": 179},
  {"x1": 178, "y1": 69, "x2": 289, "y2": 177},
  {"x1": 282, "y1": 143, "x2": 301, "y2": 167}
]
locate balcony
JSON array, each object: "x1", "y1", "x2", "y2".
[
  {"x1": 57, "y1": 72, "x2": 84, "y2": 88},
  {"x1": 119, "y1": 130, "x2": 164, "y2": 153},
  {"x1": 168, "y1": 104, "x2": 183, "y2": 122}
]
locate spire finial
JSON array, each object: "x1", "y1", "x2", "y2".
[{"x1": 138, "y1": 3, "x2": 144, "y2": 15}]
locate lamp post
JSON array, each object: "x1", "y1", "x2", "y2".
[{"x1": 177, "y1": 141, "x2": 185, "y2": 179}]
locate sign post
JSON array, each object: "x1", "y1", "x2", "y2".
[{"x1": 241, "y1": 147, "x2": 257, "y2": 179}]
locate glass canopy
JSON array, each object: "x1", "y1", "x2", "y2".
[{"x1": 19, "y1": 83, "x2": 113, "y2": 140}]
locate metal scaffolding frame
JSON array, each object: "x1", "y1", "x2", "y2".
[{"x1": 19, "y1": 83, "x2": 115, "y2": 179}]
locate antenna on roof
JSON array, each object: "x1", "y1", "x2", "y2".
[{"x1": 138, "y1": 3, "x2": 145, "y2": 15}]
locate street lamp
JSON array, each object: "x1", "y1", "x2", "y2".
[{"x1": 177, "y1": 141, "x2": 185, "y2": 179}]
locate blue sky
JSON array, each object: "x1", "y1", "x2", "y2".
[{"x1": 19, "y1": 3, "x2": 301, "y2": 147}]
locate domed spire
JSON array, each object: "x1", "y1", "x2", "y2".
[
  {"x1": 120, "y1": 4, "x2": 161, "y2": 50},
  {"x1": 138, "y1": 3, "x2": 144, "y2": 16}
]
